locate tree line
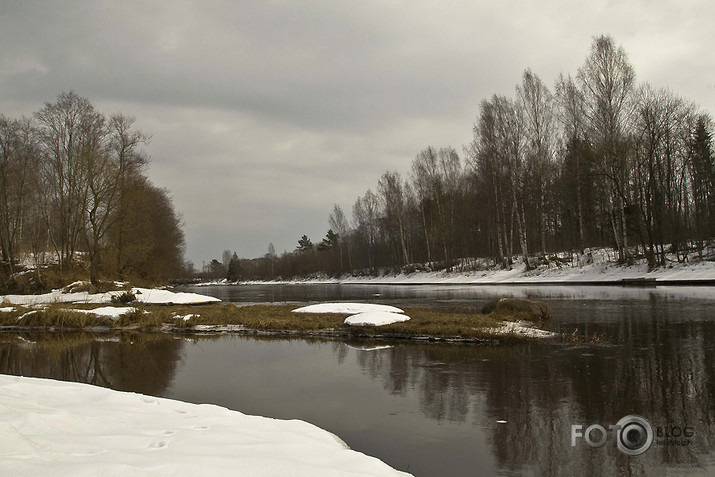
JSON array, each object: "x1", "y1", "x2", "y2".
[
  {"x1": 209, "y1": 35, "x2": 714, "y2": 281},
  {"x1": 0, "y1": 92, "x2": 186, "y2": 289}
]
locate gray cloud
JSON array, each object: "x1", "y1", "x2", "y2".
[{"x1": 1, "y1": 0, "x2": 713, "y2": 263}]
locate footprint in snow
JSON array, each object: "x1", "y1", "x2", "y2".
[{"x1": 149, "y1": 440, "x2": 169, "y2": 449}]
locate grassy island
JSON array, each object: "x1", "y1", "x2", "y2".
[{"x1": 0, "y1": 297, "x2": 556, "y2": 344}]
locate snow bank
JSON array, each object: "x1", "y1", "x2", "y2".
[
  {"x1": 0, "y1": 375, "x2": 411, "y2": 477},
  {"x1": 0, "y1": 287, "x2": 220, "y2": 306},
  {"x1": 292, "y1": 303, "x2": 404, "y2": 314},
  {"x1": 334, "y1": 255, "x2": 715, "y2": 285},
  {"x1": 131, "y1": 287, "x2": 220, "y2": 305},
  {"x1": 61, "y1": 306, "x2": 137, "y2": 320},
  {"x1": 344, "y1": 311, "x2": 411, "y2": 327}
]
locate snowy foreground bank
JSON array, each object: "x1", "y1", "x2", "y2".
[{"x1": 0, "y1": 375, "x2": 411, "y2": 477}]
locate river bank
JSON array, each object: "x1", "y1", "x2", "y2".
[
  {"x1": 195, "y1": 255, "x2": 715, "y2": 287},
  {"x1": 0, "y1": 374, "x2": 412, "y2": 476}
]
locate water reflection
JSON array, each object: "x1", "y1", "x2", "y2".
[
  {"x1": 345, "y1": 334, "x2": 714, "y2": 475},
  {"x1": 0, "y1": 332, "x2": 184, "y2": 396}
]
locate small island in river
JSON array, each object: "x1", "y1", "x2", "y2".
[{"x1": 0, "y1": 282, "x2": 556, "y2": 344}]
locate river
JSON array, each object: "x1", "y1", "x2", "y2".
[{"x1": 1, "y1": 283, "x2": 714, "y2": 476}]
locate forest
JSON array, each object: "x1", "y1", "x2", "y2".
[
  {"x1": 208, "y1": 35, "x2": 715, "y2": 281},
  {"x1": 0, "y1": 92, "x2": 186, "y2": 291}
]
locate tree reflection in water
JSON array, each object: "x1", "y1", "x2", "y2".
[
  {"x1": 346, "y1": 319, "x2": 714, "y2": 476},
  {"x1": 0, "y1": 332, "x2": 184, "y2": 396}
]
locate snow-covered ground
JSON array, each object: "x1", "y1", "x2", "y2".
[
  {"x1": 344, "y1": 311, "x2": 411, "y2": 327},
  {"x1": 0, "y1": 375, "x2": 411, "y2": 477},
  {"x1": 225, "y1": 250, "x2": 715, "y2": 286},
  {"x1": 59, "y1": 306, "x2": 137, "y2": 320},
  {"x1": 341, "y1": 259, "x2": 715, "y2": 285},
  {"x1": 0, "y1": 286, "x2": 220, "y2": 306},
  {"x1": 292, "y1": 303, "x2": 410, "y2": 326},
  {"x1": 292, "y1": 303, "x2": 404, "y2": 314}
]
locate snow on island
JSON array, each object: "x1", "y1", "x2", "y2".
[
  {"x1": 292, "y1": 303, "x2": 404, "y2": 315},
  {"x1": 292, "y1": 302, "x2": 410, "y2": 327},
  {"x1": 60, "y1": 306, "x2": 137, "y2": 320},
  {"x1": 0, "y1": 375, "x2": 411, "y2": 477},
  {"x1": 344, "y1": 311, "x2": 411, "y2": 327},
  {"x1": 0, "y1": 286, "x2": 220, "y2": 306}
]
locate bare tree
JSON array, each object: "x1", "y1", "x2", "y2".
[
  {"x1": 468, "y1": 98, "x2": 510, "y2": 266},
  {"x1": 35, "y1": 92, "x2": 105, "y2": 270},
  {"x1": 517, "y1": 69, "x2": 558, "y2": 256},
  {"x1": 378, "y1": 171, "x2": 410, "y2": 266},
  {"x1": 108, "y1": 114, "x2": 150, "y2": 276},
  {"x1": 577, "y1": 35, "x2": 636, "y2": 262},
  {"x1": 0, "y1": 116, "x2": 39, "y2": 272},
  {"x1": 328, "y1": 204, "x2": 352, "y2": 271},
  {"x1": 411, "y1": 146, "x2": 462, "y2": 265},
  {"x1": 555, "y1": 73, "x2": 589, "y2": 251},
  {"x1": 352, "y1": 190, "x2": 380, "y2": 270}
]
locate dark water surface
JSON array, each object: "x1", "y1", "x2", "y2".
[{"x1": 1, "y1": 284, "x2": 714, "y2": 476}]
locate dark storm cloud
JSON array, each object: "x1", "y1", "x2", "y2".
[{"x1": 1, "y1": 0, "x2": 713, "y2": 263}]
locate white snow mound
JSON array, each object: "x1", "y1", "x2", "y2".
[
  {"x1": 344, "y1": 311, "x2": 411, "y2": 327},
  {"x1": 0, "y1": 375, "x2": 412, "y2": 477},
  {"x1": 292, "y1": 303, "x2": 404, "y2": 314},
  {"x1": 130, "y1": 287, "x2": 221, "y2": 305},
  {"x1": 62, "y1": 306, "x2": 137, "y2": 320}
]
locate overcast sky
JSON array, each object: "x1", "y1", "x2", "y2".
[{"x1": 1, "y1": 0, "x2": 713, "y2": 266}]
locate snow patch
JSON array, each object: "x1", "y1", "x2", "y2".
[
  {"x1": 292, "y1": 303, "x2": 404, "y2": 314},
  {"x1": 491, "y1": 321, "x2": 556, "y2": 338},
  {"x1": 0, "y1": 374, "x2": 411, "y2": 476},
  {"x1": 130, "y1": 287, "x2": 220, "y2": 305},
  {"x1": 344, "y1": 311, "x2": 411, "y2": 327},
  {"x1": 0, "y1": 307, "x2": 15, "y2": 313},
  {"x1": 172, "y1": 313, "x2": 197, "y2": 321},
  {"x1": 16, "y1": 310, "x2": 38, "y2": 320},
  {"x1": 0, "y1": 287, "x2": 220, "y2": 306},
  {"x1": 62, "y1": 307, "x2": 137, "y2": 320}
]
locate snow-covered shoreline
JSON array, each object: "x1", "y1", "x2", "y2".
[
  {"x1": 0, "y1": 374, "x2": 411, "y2": 477},
  {"x1": 196, "y1": 259, "x2": 715, "y2": 287},
  {"x1": 0, "y1": 286, "x2": 221, "y2": 306}
]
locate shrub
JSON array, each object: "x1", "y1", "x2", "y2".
[{"x1": 111, "y1": 291, "x2": 136, "y2": 304}]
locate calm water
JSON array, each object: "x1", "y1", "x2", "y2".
[{"x1": 1, "y1": 284, "x2": 714, "y2": 476}]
